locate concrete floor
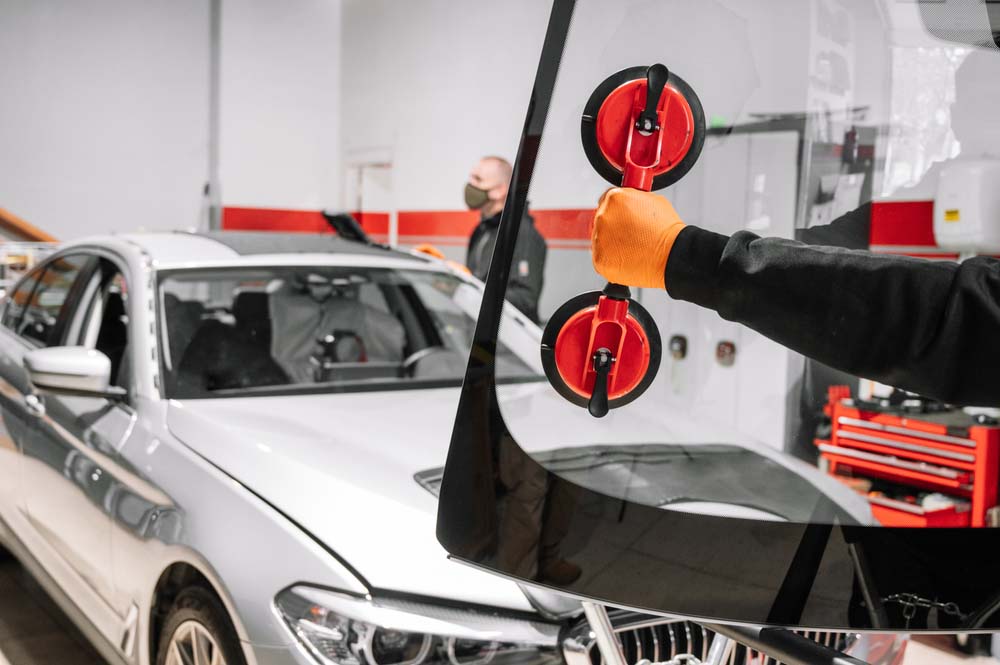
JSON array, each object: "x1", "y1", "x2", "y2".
[
  {"x1": 0, "y1": 552, "x2": 996, "y2": 665},
  {"x1": 0, "y1": 553, "x2": 104, "y2": 665}
]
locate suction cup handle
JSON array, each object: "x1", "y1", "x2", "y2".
[
  {"x1": 602, "y1": 282, "x2": 631, "y2": 301},
  {"x1": 636, "y1": 63, "x2": 669, "y2": 134},
  {"x1": 588, "y1": 348, "x2": 613, "y2": 418}
]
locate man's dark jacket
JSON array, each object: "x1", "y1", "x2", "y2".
[
  {"x1": 664, "y1": 203, "x2": 1000, "y2": 406},
  {"x1": 467, "y1": 211, "x2": 546, "y2": 323}
]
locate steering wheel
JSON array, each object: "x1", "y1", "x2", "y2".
[{"x1": 403, "y1": 345, "x2": 459, "y2": 378}]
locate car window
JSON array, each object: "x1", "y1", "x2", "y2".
[
  {"x1": 65, "y1": 260, "x2": 132, "y2": 392},
  {"x1": 17, "y1": 254, "x2": 90, "y2": 347},
  {"x1": 1, "y1": 266, "x2": 45, "y2": 334},
  {"x1": 97, "y1": 271, "x2": 130, "y2": 390},
  {"x1": 158, "y1": 266, "x2": 542, "y2": 398}
]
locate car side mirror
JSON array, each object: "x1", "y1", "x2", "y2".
[{"x1": 24, "y1": 346, "x2": 126, "y2": 400}]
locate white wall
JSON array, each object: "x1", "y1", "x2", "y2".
[
  {"x1": 0, "y1": 0, "x2": 210, "y2": 239},
  {"x1": 219, "y1": 0, "x2": 342, "y2": 210},
  {"x1": 338, "y1": 0, "x2": 814, "y2": 321},
  {"x1": 340, "y1": 0, "x2": 818, "y2": 213},
  {"x1": 0, "y1": 0, "x2": 344, "y2": 239},
  {"x1": 341, "y1": 0, "x2": 549, "y2": 212}
]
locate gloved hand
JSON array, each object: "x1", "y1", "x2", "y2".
[
  {"x1": 413, "y1": 243, "x2": 472, "y2": 275},
  {"x1": 591, "y1": 187, "x2": 686, "y2": 289},
  {"x1": 413, "y1": 243, "x2": 446, "y2": 259}
]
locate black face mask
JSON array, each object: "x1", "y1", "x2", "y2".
[{"x1": 464, "y1": 182, "x2": 490, "y2": 210}]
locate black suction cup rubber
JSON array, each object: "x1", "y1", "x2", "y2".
[
  {"x1": 540, "y1": 291, "x2": 662, "y2": 411},
  {"x1": 581, "y1": 65, "x2": 706, "y2": 191}
]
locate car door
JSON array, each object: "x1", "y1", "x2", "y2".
[
  {"x1": 0, "y1": 264, "x2": 50, "y2": 524},
  {"x1": 20, "y1": 255, "x2": 139, "y2": 617}
]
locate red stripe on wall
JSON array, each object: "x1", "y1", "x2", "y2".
[
  {"x1": 869, "y1": 200, "x2": 935, "y2": 247},
  {"x1": 223, "y1": 206, "x2": 329, "y2": 233},
  {"x1": 353, "y1": 212, "x2": 390, "y2": 236},
  {"x1": 395, "y1": 209, "x2": 594, "y2": 242},
  {"x1": 223, "y1": 202, "x2": 947, "y2": 259},
  {"x1": 224, "y1": 207, "x2": 595, "y2": 244},
  {"x1": 222, "y1": 207, "x2": 390, "y2": 237},
  {"x1": 397, "y1": 210, "x2": 478, "y2": 238},
  {"x1": 533, "y1": 209, "x2": 592, "y2": 241}
]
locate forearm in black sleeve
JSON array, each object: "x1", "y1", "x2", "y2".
[{"x1": 664, "y1": 225, "x2": 1000, "y2": 406}]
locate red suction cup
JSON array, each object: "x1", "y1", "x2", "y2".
[
  {"x1": 581, "y1": 64, "x2": 705, "y2": 191},
  {"x1": 541, "y1": 285, "x2": 661, "y2": 417},
  {"x1": 543, "y1": 64, "x2": 702, "y2": 417}
]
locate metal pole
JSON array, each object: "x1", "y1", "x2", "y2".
[
  {"x1": 207, "y1": 0, "x2": 222, "y2": 230},
  {"x1": 581, "y1": 603, "x2": 627, "y2": 665}
]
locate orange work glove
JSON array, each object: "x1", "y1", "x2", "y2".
[
  {"x1": 413, "y1": 243, "x2": 471, "y2": 274},
  {"x1": 413, "y1": 243, "x2": 446, "y2": 259},
  {"x1": 591, "y1": 187, "x2": 686, "y2": 289}
]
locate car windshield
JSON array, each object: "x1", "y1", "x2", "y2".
[
  {"x1": 435, "y1": 0, "x2": 1000, "y2": 632},
  {"x1": 158, "y1": 266, "x2": 542, "y2": 398},
  {"x1": 487, "y1": 0, "x2": 1000, "y2": 522}
]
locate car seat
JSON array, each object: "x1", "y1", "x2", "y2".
[
  {"x1": 175, "y1": 303, "x2": 288, "y2": 395},
  {"x1": 96, "y1": 292, "x2": 128, "y2": 386},
  {"x1": 162, "y1": 293, "x2": 206, "y2": 371},
  {"x1": 232, "y1": 290, "x2": 272, "y2": 351}
]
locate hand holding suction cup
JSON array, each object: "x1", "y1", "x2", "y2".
[
  {"x1": 541, "y1": 64, "x2": 705, "y2": 417},
  {"x1": 591, "y1": 187, "x2": 687, "y2": 289}
]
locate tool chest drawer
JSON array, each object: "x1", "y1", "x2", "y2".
[
  {"x1": 867, "y1": 494, "x2": 971, "y2": 528},
  {"x1": 815, "y1": 389, "x2": 1000, "y2": 527}
]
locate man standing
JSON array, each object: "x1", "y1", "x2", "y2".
[{"x1": 465, "y1": 156, "x2": 547, "y2": 323}]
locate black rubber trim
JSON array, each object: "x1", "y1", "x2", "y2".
[
  {"x1": 540, "y1": 291, "x2": 661, "y2": 410},
  {"x1": 581, "y1": 66, "x2": 706, "y2": 191}
]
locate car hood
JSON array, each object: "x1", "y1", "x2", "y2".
[
  {"x1": 166, "y1": 383, "x2": 871, "y2": 612},
  {"x1": 167, "y1": 386, "x2": 541, "y2": 612}
]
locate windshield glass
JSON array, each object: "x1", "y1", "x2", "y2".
[
  {"x1": 436, "y1": 0, "x2": 1000, "y2": 632},
  {"x1": 491, "y1": 0, "x2": 1000, "y2": 526},
  {"x1": 158, "y1": 266, "x2": 541, "y2": 398}
]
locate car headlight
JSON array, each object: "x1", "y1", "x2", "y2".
[{"x1": 276, "y1": 586, "x2": 563, "y2": 665}]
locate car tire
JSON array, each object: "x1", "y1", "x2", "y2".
[{"x1": 155, "y1": 586, "x2": 247, "y2": 665}]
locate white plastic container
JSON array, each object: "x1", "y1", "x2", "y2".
[{"x1": 934, "y1": 159, "x2": 1000, "y2": 254}]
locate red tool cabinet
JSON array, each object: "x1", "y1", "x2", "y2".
[{"x1": 814, "y1": 387, "x2": 1000, "y2": 527}]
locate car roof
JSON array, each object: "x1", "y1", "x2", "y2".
[{"x1": 86, "y1": 231, "x2": 434, "y2": 269}]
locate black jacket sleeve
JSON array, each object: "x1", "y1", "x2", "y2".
[{"x1": 664, "y1": 211, "x2": 1000, "y2": 406}]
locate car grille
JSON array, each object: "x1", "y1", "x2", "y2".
[{"x1": 565, "y1": 610, "x2": 859, "y2": 665}]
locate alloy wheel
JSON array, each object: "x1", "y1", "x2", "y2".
[{"x1": 165, "y1": 619, "x2": 228, "y2": 665}]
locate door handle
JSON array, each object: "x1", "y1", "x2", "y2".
[{"x1": 24, "y1": 393, "x2": 45, "y2": 418}]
